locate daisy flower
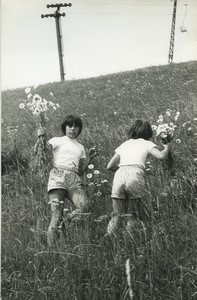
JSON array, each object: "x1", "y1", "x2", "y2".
[
  {"x1": 151, "y1": 125, "x2": 157, "y2": 130},
  {"x1": 33, "y1": 108, "x2": 41, "y2": 116},
  {"x1": 87, "y1": 173, "x2": 93, "y2": 179},
  {"x1": 19, "y1": 103, "x2": 25, "y2": 109},
  {"x1": 88, "y1": 164, "x2": 94, "y2": 169},
  {"x1": 94, "y1": 170, "x2": 100, "y2": 175},
  {"x1": 27, "y1": 93, "x2": 32, "y2": 99},
  {"x1": 25, "y1": 87, "x2": 31, "y2": 94},
  {"x1": 157, "y1": 115, "x2": 164, "y2": 123},
  {"x1": 32, "y1": 94, "x2": 42, "y2": 105},
  {"x1": 96, "y1": 190, "x2": 102, "y2": 197},
  {"x1": 166, "y1": 110, "x2": 171, "y2": 117}
]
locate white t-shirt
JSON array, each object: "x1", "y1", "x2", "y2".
[
  {"x1": 115, "y1": 138, "x2": 157, "y2": 168},
  {"x1": 48, "y1": 136, "x2": 86, "y2": 169}
]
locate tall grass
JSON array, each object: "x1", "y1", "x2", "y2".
[{"x1": 1, "y1": 61, "x2": 197, "y2": 299}]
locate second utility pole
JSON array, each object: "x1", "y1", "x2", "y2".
[
  {"x1": 168, "y1": 0, "x2": 177, "y2": 64},
  {"x1": 41, "y1": 3, "x2": 72, "y2": 81}
]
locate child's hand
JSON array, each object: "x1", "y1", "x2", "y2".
[
  {"x1": 158, "y1": 132, "x2": 173, "y2": 144},
  {"x1": 37, "y1": 127, "x2": 46, "y2": 137},
  {"x1": 88, "y1": 146, "x2": 98, "y2": 159},
  {"x1": 161, "y1": 135, "x2": 173, "y2": 144}
]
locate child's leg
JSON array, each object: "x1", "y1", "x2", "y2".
[
  {"x1": 126, "y1": 215, "x2": 137, "y2": 232},
  {"x1": 64, "y1": 171, "x2": 90, "y2": 219},
  {"x1": 47, "y1": 189, "x2": 66, "y2": 247},
  {"x1": 126, "y1": 198, "x2": 144, "y2": 232},
  {"x1": 107, "y1": 198, "x2": 127, "y2": 236},
  {"x1": 67, "y1": 187, "x2": 90, "y2": 219}
]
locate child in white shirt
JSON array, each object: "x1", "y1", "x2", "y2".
[
  {"x1": 36, "y1": 114, "x2": 98, "y2": 247},
  {"x1": 106, "y1": 119, "x2": 171, "y2": 236}
]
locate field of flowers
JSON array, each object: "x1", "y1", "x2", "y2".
[{"x1": 1, "y1": 61, "x2": 197, "y2": 299}]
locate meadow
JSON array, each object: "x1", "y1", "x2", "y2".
[{"x1": 1, "y1": 61, "x2": 197, "y2": 300}]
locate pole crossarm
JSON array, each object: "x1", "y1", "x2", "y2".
[
  {"x1": 47, "y1": 3, "x2": 72, "y2": 9},
  {"x1": 41, "y1": 12, "x2": 66, "y2": 18}
]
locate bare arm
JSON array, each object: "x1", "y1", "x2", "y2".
[
  {"x1": 150, "y1": 144, "x2": 171, "y2": 160},
  {"x1": 107, "y1": 153, "x2": 120, "y2": 172}
]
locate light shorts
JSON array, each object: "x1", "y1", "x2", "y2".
[
  {"x1": 48, "y1": 167, "x2": 89, "y2": 210},
  {"x1": 111, "y1": 165, "x2": 146, "y2": 200},
  {"x1": 48, "y1": 167, "x2": 82, "y2": 193}
]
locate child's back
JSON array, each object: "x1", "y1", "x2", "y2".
[{"x1": 115, "y1": 138, "x2": 157, "y2": 168}]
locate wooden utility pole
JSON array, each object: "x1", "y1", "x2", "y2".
[
  {"x1": 168, "y1": 0, "x2": 177, "y2": 64},
  {"x1": 41, "y1": 3, "x2": 72, "y2": 81}
]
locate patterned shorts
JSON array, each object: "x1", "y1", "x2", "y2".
[
  {"x1": 111, "y1": 165, "x2": 146, "y2": 200},
  {"x1": 47, "y1": 168, "x2": 88, "y2": 210},
  {"x1": 48, "y1": 167, "x2": 82, "y2": 192}
]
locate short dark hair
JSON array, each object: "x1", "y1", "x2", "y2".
[
  {"x1": 61, "y1": 114, "x2": 83, "y2": 136},
  {"x1": 127, "y1": 119, "x2": 153, "y2": 140}
]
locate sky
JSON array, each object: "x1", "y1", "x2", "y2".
[{"x1": 1, "y1": 0, "x2": 197, "y2": 90}]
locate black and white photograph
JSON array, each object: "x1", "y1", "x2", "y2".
[{"x1": 1, "y1": 0, "x2": 197, "y2": 299}]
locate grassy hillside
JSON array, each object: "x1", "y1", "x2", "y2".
[
  {"x1": 1, "y1": 61, "x2": 197, "y2": 300},
  {"x1": 2, "y1": 61, "x2": 197, "y2": 172}
]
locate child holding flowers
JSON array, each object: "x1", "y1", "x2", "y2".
[
  {"x1": 106, "y1": 119, "x2": 171, "y2": 237},
  {"x1": 35, "y1": 114, "x2": 98, "y2": 247}
]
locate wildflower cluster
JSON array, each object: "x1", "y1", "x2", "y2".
[
  {"x1": 86, "y1": 164, "x2": 102, "y2": 197},
  {"x1": 182, "y1": 119, "x2": 197, "y2": 136},
  {"x1": 151, "y1": 109, "x2": 180, "y2": 144},
  {"x1": 19, "y1": 87, "x2": 60, "y2": 171},
  {"x1": 86, "y1": 164, "x2": 109, "y2": 197},
  {"x1": 19, "y1": 87, "x2": 60, "y2": 127}
]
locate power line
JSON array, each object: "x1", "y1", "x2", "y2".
[
  {"x1": 3, "y1": 2, "x2": 197, "y2": 14},
  {"x1": 67, "y1": 12, "x2": 197, "y2": 15},
  {"x1": 3, "y1": 12, "x2": 197, "y2": 19},
  {"x1": 73, "y1": 2, "x2": 196, "y2": 5}
]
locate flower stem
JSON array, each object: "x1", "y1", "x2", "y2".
[{"x1": 24, "y1": 108, "x2": 38, "y2": 124}]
